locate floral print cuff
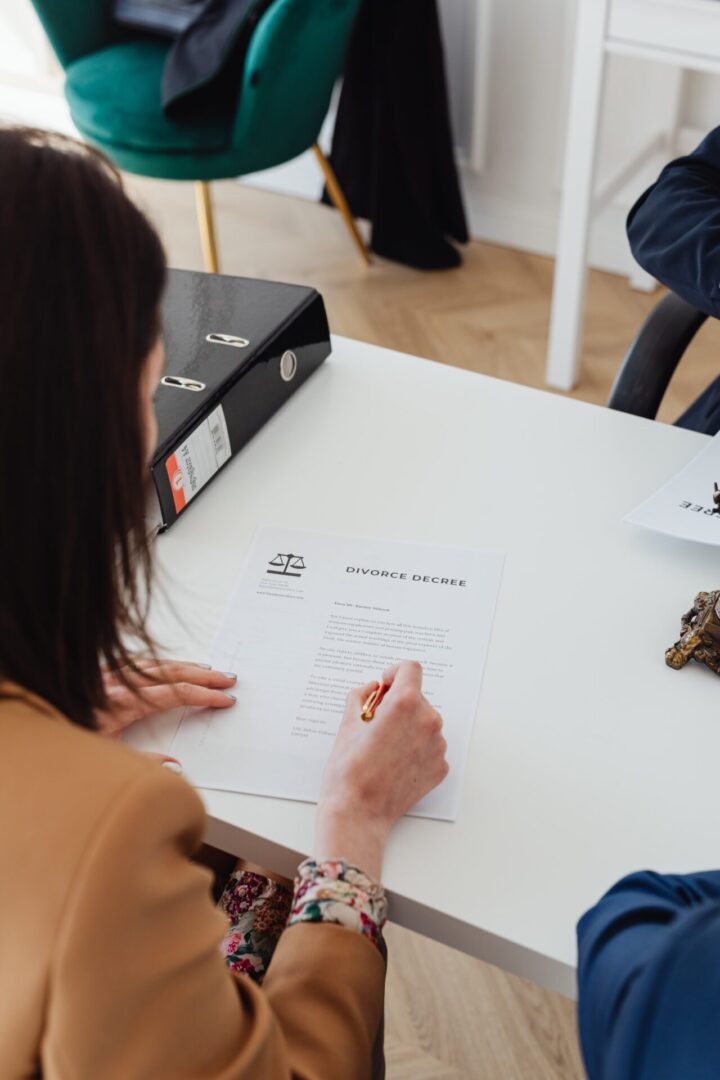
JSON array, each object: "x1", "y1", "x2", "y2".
[
  {"x1": 288, "y1": 858, "x2": 388, "y2": 950},
  {"x1": 219, "y1": 871, "x2": 293, "y2": 984}
]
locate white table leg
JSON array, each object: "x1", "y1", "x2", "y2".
[
  {"x1": 627, "y1": 67, "x2": 684, "y2": 296},
  {"x1": 665, "y1": 67, "x2": 686, "y2": 161},
  {"x1": 546, "y1": 0, "x2": 612, "y2": 391}
]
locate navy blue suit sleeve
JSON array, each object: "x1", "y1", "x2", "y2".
[
  {"x1": 628, "y1": 127, "x2": 720, "y2": 316},
  {"x1": 577, "y1": 869, "x2": 720, "y2": 1080}
]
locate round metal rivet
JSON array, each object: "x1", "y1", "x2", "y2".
[{"x1": 280, "y1": 350, "x2": 298, "y2": 382}]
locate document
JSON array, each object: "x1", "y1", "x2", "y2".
[
  {"x1": 171, "y1": 528, "x2": 504, "y2": 820},
  {"x1": 626, "y1": 432, "x2": 720, "y2": 545}
]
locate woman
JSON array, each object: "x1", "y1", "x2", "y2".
[{"x1": 0, "y1": 128, "x2": 448, "y2": 1079}]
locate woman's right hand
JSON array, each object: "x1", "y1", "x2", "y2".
[{"x1": 315, "y1": 661, "x2": 449, "y2": 880}]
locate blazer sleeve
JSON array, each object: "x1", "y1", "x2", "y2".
[
  {"x1": 627, "y1": 126, "x2": 720, "y2": 317},
  {"x1": 43, "y1": 766, "x2": 385, "y2": 1080},
  {"x1": 577, "y1": 868, "x2": 720, "y2": 1080}
]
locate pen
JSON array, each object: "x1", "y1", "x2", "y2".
[{"x1": 360, "y1": 679, "x2": 387, "y2": 722}]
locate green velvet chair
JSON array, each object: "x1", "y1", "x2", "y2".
[{"x1": 30, "y1": 0, "x2": 368, "y2": 271}]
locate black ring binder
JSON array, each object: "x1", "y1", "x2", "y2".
[{"x1": 150, "y1": 269, "x2": 331, "y2": 530}]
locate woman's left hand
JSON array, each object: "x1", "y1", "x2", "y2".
[{"x1": 96, "y1": 659, "x2": 237, "y2": 738}]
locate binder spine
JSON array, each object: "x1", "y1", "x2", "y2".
[{"x1": 150, "y1": 291, "x2": 330, "y2": 530}]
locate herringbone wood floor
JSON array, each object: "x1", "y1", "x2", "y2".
[{"x1": 127, "y1": 174, "x2": 720, "y2": 1080}]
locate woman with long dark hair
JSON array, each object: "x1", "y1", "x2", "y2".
[{"x1": 0, "y1": 128, "x2": 448, "y2": 1079}]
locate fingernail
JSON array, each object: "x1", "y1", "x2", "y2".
[
  {"x1": 223, "y1": 692, "x2": 237, "y2": 702},
  {"x1": 163, "y1": 760, "x2": 183, "y2": 774},
  {"x1": 223, "y1": 671, "x2": 237, "y2": 680},
  {"x1": 194, "y1": 663, "x2": 212, "y2": 669}
]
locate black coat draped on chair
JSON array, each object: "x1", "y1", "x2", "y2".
[{"x1": 157, "y1": 0, "x2": 468, "y2": 270}]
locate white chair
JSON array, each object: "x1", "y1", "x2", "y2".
[{"x1": 546, "y1": 0, "x2": 720, "y2": 391}]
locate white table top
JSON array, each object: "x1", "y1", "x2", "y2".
[{"x1": 130, "y1": 335, "x2": 720, "y2": 998}]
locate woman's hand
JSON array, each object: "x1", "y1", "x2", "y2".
[
  {"x1": 96, "y1": 659, "x2": 237, "y2": 738},
  {"x1": 315, "y1": 661, "x2": 448, "y2": 879}
]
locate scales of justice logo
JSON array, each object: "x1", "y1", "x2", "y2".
[{"x1": 267, "y1": 552, "x2": 306, "y2": 578}]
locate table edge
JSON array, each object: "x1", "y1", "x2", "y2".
[{"x1": 204, "y1": 812, "x2": 576, "y2": 998}]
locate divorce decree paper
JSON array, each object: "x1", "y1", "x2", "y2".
[{"x1": 171, "y1": 527, "x2": 504, "y2": 820}]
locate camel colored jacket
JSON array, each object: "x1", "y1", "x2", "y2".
[{"x1": 0, "y1": 685, "x2": 384, "y2": 1079}]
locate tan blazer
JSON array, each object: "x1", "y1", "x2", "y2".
[{"x1": 0, "y1": 685, "x2": 384, "y2": 1079}]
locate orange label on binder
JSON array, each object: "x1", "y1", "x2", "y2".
[
  {"x1": 164, "y1": 405, "x2": 231, "y2": 517},
  {"x1": 165, "y1": 452, "x2": 187, "y2": 514}
]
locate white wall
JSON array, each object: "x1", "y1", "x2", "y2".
[
  {"x1": 4, "y1": 0, "x2": 720, "y2": 277},
  {"x1": 443, "y1": 0, "x2": 717, "y2": 277},
  {"x1": 437, "y1": 0, "x2": 476, "y2": 161}
]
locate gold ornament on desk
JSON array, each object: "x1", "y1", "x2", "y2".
[{"x1": 666, "y1": 591, "x2": 720, "y2": 675}]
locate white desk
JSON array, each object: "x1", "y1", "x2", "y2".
[{"x1": 130, "y1": 335, "x2": 720, "y2": 999}]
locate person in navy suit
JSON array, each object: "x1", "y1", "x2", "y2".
[
  {"x1": 628, "y1": 126, "x2": 720, "y2": 433},
  {"x1": 577, "y1": 868, "x2": 720, "y2": 1078}
]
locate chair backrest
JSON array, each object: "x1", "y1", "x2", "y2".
[
  {"x1": 231, "y1": 0, "x2": 362, "y2": 172},
  {"x1": 30, "y1": 0, "x2": 122, "y2": 68},
  {"x1": 607, "y1": 291, "x2": 709, "y2": 421}
]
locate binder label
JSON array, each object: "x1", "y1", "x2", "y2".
[{"x1": 165, "y1": 405, "x2": 231, "y2": 515}]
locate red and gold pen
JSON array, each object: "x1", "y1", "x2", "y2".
[{"x1": 360, "y1": 678, "x2": 388, "y2": 722}]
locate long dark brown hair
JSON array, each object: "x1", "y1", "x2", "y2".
[{"x1": 0, "y1": 128, "x2": 166, "y2": 727}]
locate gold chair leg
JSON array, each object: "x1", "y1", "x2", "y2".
[
  {"x1": 195, "y1": 180, "x2": 220, "y2": 273},
  {"x1": 312, "y1": 143, "x2": 371, "y2": 266}
]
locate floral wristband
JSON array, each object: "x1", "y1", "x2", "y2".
[{"x1": 288, "y1": 858, "x2": 388, "y2": 949}]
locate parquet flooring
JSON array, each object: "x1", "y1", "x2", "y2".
[{"x1": 125, "y1": 173, "x2": 720, "y2": 1079}]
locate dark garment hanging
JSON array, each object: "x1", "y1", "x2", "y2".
[
  {"x1": 151, "y1": 0, "x2": 468, "y2": 269},
  {"x1": 322, "y1": 0, "x2": 468, "y2": 270},
  {"x1": 161, "y1": 0, "x2": 273, "y2": 122}
]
